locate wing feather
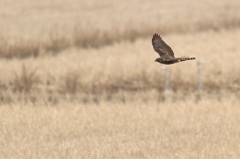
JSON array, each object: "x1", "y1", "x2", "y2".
[{"x1": 152, "y1": 33, "x2": 174, "y2": 58}]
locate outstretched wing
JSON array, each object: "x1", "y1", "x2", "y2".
[{"x1": 152, "y1": 33, "x2": 174, "y2": 58}]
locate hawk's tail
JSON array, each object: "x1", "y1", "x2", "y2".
[{"x1": 177, "y1": 56, "x2": 196, "y2": 62}]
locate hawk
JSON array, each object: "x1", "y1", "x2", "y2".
[{"x1": 152, "y1": 33, "x2": 195, "y2": 64}]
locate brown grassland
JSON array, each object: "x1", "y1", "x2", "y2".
[
  {"x1": 1, "y1": 99, "x2": 240, "y2": 158},
  {"x1": 1, "y1": 0, "x2": 240, "y2": 158}
]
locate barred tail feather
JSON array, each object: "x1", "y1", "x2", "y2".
[
  {"x1": 184, "y1": 57, "x2": 195, "y2": 61},
  {"x1": 177, "y1": 57, "x2": 196, "y2": 62}
]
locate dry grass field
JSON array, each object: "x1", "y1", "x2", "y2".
[
  {"x1": 0, "y1": 0, "x2": 240, "y2": 58},
  {"x1": 1, "y1": 0, "x2": 240, "y2": 158},
  {"x1": 0, "y1": 28, "x2": 240, "y2": 104},
  {"x1": 1, "y1": 98, "x2": 240, "y2": 158}
]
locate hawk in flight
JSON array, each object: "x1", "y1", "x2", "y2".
[{"x1": 152, "y1": 33, "x2": 195, "y2": 64}]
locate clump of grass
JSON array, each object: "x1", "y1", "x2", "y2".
[
  {"x1": 44, "y1": 32, "x2": 70, "y2": 54},
  {"x1": 59, "y1": 71, "x2": 80, "y2": 94},
  {"x1": 0, "y1": 31, "x2": 71, "y2": 59},
  {"x1": 12, "y1": 64, "x2": 39, "y2": 93},
  {"x1": 0, "y1": 91, "x2": 14, "y2": 105},
  {"x1": 72, "y1": 27, "x2": 120, "y2": 48},
  {"x1": 0, "y1": 39, "x2": 39, "y2": 58}
]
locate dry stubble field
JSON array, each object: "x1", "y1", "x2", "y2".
[{"x1": 1, "y1": 0, "x2": 240, "y2": 158}]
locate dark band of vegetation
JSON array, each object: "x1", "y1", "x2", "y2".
[{"x1": 0, "y1": 18, "x2": 240, "y2": 59}]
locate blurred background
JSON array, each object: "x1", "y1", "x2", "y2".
[
  {"x1": 1, "y1": 1, "x2": 240, "y2": 158},
  {"x1": 0, "y1": 0, "x2": 240, "y2": 104}
]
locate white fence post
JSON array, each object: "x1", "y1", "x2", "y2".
[
  {"x1": 161, "y1": 66, "x2": 169, "y2": 94},
  {"x1": 197, "y1": 60, "x2": 210, "y2": 89}
]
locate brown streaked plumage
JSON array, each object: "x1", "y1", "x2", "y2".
[{"x1": 152, "y1": 33, "x2": 195, "y2": 64}]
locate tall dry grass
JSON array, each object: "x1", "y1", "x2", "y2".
[
  {"x1": 1, "y1": 98, "x2": 240, "y2": 158},
  {"x1": 0, "y1": 0, "x2": 239, "y2": 104},
  {"x1": 12, "y1": 64, "x2": 39, "y2": 93},
  {"x1": 0, "y1": 28, "x2": 239, "y2": 104}
]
